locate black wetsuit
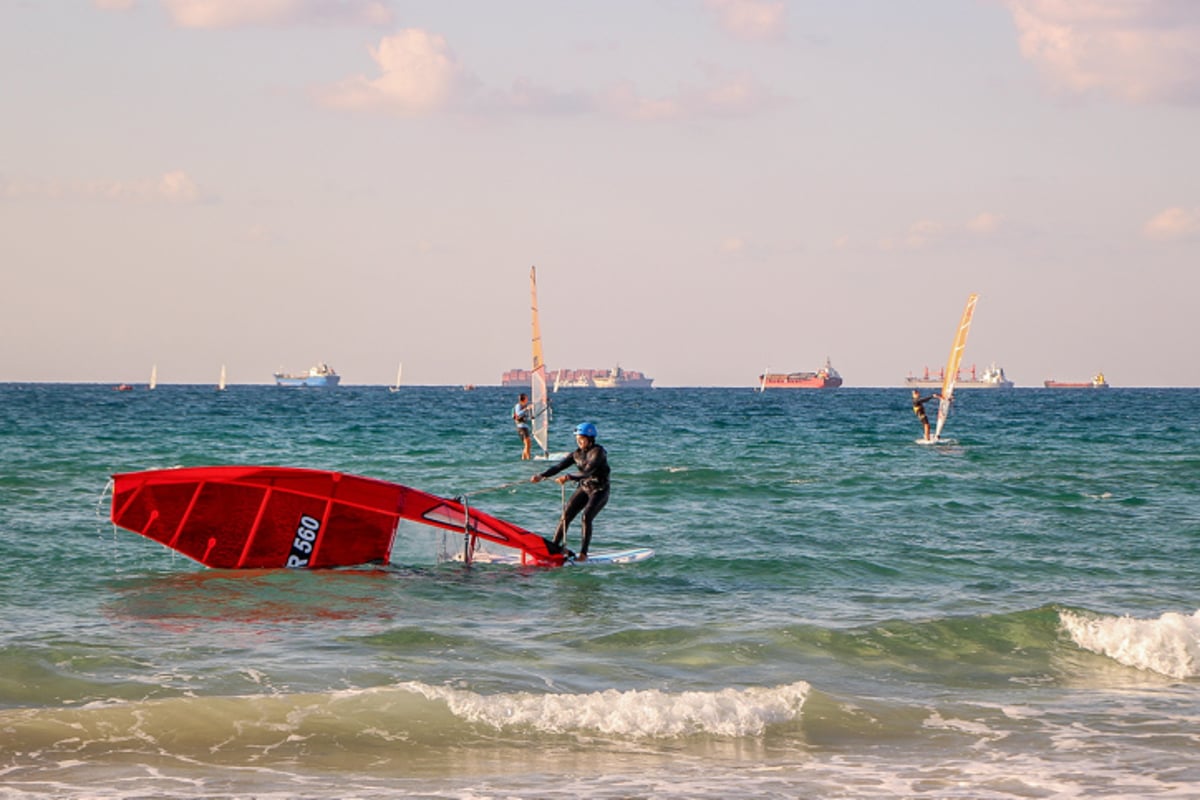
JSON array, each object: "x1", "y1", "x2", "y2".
[{"x1": 538, "y1": 443, "x2": 610, "y2": 558}]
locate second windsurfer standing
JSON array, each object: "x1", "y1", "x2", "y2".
[
  {"x1": 531, "y1": 422, "x2": 609, "y2": 561},
  {"x1": 911, "y1": 388, "x2": 942, "y2": 441}
]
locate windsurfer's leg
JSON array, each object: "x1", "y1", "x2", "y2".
[
  {"x1": 576, "y1": 490, "x2": 609, "y2": 559},
  {"x1": 553, "y1": 490, "x2": 587, "y2": 548}
]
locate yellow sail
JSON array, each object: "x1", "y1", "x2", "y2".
[
  {"x1": 934, "y1": 293, "x2": 978, "y2": 440},
  {"x1": 529, "y1": 266, "x2": 549, "y2": 456}
]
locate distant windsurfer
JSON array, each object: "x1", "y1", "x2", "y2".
[
  {"x1": 531, "y1": 422, "x2": 609, "y2": 561},
  {"x1": 513, "y1": 393, "x2": 533, "y2": 460},
  {"x1": 911, "y1": 388, "x2": 942, "y2": 441}
]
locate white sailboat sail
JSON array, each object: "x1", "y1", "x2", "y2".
[
  {"x1": 218, "y1": 365, "x2": 227, "y2": 391},
  {"x1": 934, "y1": 293, "x2": 978, "y2": 440},
  {"x1": 149, "y1": 364, "x2": 157, "y2": 390},
  {"x1": 389, "y1": 362, "x2": 403, "y2": 392},
  {"x1": 529, "y1": 266, "x2": 550, "y2": 457}
]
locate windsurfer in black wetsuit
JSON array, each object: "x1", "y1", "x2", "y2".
[
  {"x1": 531, "y1": 422, "x2": 609, "y2": 561},
  {"x1": 911, "y1": 388, "x2": 941, "y2": 441}
]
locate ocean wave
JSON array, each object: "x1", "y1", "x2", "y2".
[
  {"x1": 1060, "y1": 608, "x2": 1200, "y2": 679},
  {"x1": 401, "y1": 680, "x2": 811, "y2": 738}
]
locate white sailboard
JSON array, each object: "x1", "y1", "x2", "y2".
[
  {"x1": 933, "y1": 293, "x2": 978, "y2": 441},
  {"x1": 457, "y1": 547, "x2": 655, "y2": 566}
]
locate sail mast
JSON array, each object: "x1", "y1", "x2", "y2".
[{"x1": 934, "y1": 293, "x2": 978, "y2": 440}]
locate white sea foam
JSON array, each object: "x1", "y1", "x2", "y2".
[
  {"x1": 1060, "y1": 609, "x2": 1200, "y2": 679},
  {"x1": 399, "y1": 681, "x2": 810, "y2": 738}
]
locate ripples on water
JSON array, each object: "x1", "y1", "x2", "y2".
[{"x1": 1, "y1": 384, "x2": 1198, "y2": 798}]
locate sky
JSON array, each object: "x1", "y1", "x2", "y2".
[{"x1": 2, "y1": 0, "x2": 1198, "y2": 387}]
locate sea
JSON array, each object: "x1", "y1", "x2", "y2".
[{"x1": 1, "y1": 383, "x2": 1198, "y2": 799}]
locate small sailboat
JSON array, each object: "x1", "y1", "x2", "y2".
[
  {"x1": 218, "y1": 365, "x2": 227, "y2": 391},
  {"x1": 388, "y1": 363, "x2": 403, "y2": 393},
  {"x1": 148, "y1": 364, "x2": 158, "y2": 390}
]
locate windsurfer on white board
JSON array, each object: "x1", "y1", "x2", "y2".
[
  {"x1": 911, "y1": 389, "x2": 942, "y2": 441},
  {"x1": 513, "y1": 393, "x2": 533, "y2": 460},
  {"x1": 530, "y1": 422, "x2": 609, "y2": 561}
]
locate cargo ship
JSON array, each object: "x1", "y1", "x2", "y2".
[
  {"x1": 758, "y1": 357, "x2": 843, "y2": 389},
  {"x1": 591, "y1": 365, "x2": 654, "y2": 389},
  {"x1": 501, "y1": 366, "x2": 653, "y2": 389},
  {"x1": 274, "y1": 362, "x2": 340, "y2": 387},
  {"x1": 1044, "y1": 372, "x2": 1109, "y2": 389},
  {"x1": 904, "y1": 362, "x2": 1013, "y2": 389}
]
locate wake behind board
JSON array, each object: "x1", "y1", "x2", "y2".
[
  {"x1": 456, "y1": 547, "x2": 655, "y2": 566},
  {"x1": 915, "y1": 437, "x2": 957, "y2": 446}
]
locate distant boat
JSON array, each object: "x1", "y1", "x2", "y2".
[
  {"x1": 759, "y1": 357, "x2": 843, "y2": 389},
  {"x1": 388, "y1": 363, "x2": 403, "y2": 393},
  {"x1": 1045, "y1": 372, "x2": 1109, "y2": 389},
  {"x1": 148, "y1": 364, "x2": 157, "y2": 391},
  {"x1": 591, "y1": 365, "x2": 654, "y2": 389},
  {"x1": 905, "y1": 362, "x2": 1013, "y2": 389},
  {"x1": 500, "y1": 366, "x2": 653, "y2": 388},
  {"x1": 274, "y1": 362, "x2": 340, "y2": 387},
  {"x1": 218, "y1": 365, "x2": 227, "y2": 392},
  {"x1": 114, "y1": 383, "x2": 134, "y2": 392}
]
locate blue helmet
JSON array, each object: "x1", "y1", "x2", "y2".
[{"x1": 574, "y1": 422, "x2": 598, "y2": 438}]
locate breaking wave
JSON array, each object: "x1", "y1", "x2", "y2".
[{"x1": 1060, "y1": 608, "x2": 1200, "y2": 679}]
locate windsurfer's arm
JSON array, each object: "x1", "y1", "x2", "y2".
[{"x1": 532, "y1": 452, "x2": 575, "y2": 482}]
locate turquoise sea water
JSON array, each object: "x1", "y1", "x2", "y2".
[{"x1": 1, "y1": 383, "x2": 1198, "y2": 799}]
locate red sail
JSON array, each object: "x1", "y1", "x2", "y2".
[{"x1": 110, "y1": 465, "x2": 564, "y2": 569}]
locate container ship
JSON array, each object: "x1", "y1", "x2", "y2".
[
  {"x1": 758, "y1": 357, "x2": 843, "y2": 389},
  {"x1": 274, "y1": 362, "x2": 340, "y2": 387},
  {"x1": 904, "y1": 362, "x2": 1013, "y2": 389},
  {"x1": 1044, "y1": 372, "x2": 1109, "y2": 389},
  {"x1": 501, "y1": 366, "x2": 654, "y2": 389}
]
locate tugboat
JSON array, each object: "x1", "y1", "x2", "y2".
[{"x1": 273, "y1": 362, "x2": 340, "y2": 387}]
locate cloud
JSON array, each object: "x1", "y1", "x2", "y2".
[
  {"x1": 0, "y1": 170, "x2": 206, "y2": 204},
  {"x1": 160, "y1": 0, "x2": 392, "y2": 28},
  {"x1": 317, "y1": 29, "x2": 469, "y2": 115},
  {"x1": 1003, "y1": 0, "x2": 1200, "y2": 104},
  {"x1": 600, "y1": 69, "x2": 778, "y2": 121},
  {"x1": 881, "y1": 219, "x2": 945, "y2": 251},
  {"x1": 967, "y1": 212, "x2": 1003, "y2": 234},
  {"x1": 706, "y1": 0, "x2": 787, "y2": 42},
  {"x1": 1142, "y1": 206, "x2": 1200, "y2": 240}
]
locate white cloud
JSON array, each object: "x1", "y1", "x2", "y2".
[
  {"x1": 318, "y1": 29, "x2": 468, "y2": 115},
  {"x1": 1143, "y1": 206, "x2": 1200, "y2": 240},
  {"x1": 1004, "y1": 0, "x2": 1200, "y2": 104},
  {"x1": 161, "y1": 0, "x2": 392, "y2": 28},
  {"x1": 0, "y1": 170, "x2": 205, "y2": 204},
  {"x1": 706, "y1": 0, "x2": 787, "y2": 42}
]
